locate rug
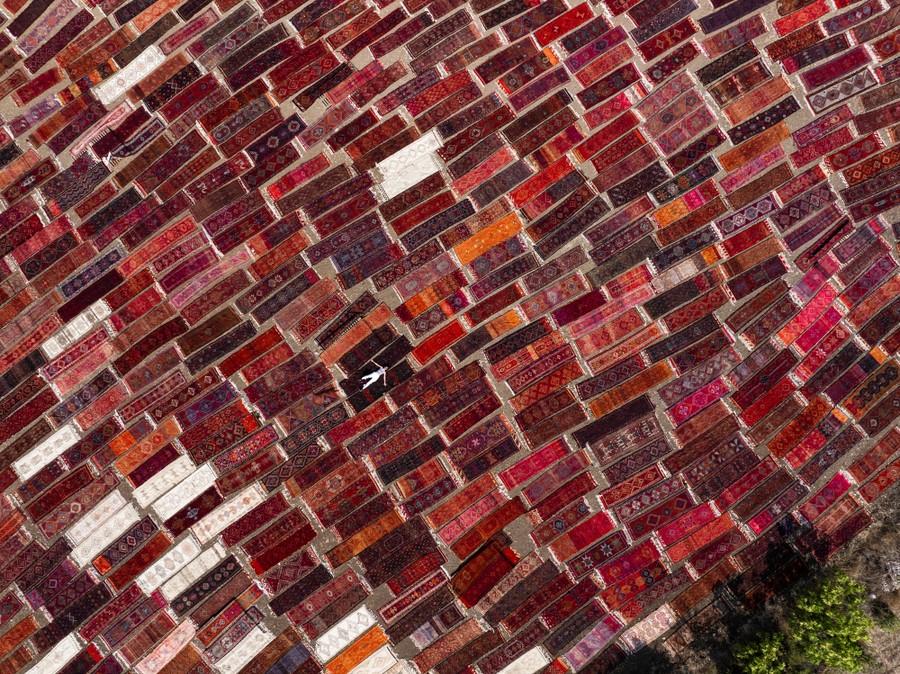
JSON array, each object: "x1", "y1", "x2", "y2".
[{"x1": 0, "y1": 0, "x2": 898, "y2": 672}]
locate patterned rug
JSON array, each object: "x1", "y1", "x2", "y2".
[{"x1": 0, "y1": 0, "x2": 898, "y2": 672}]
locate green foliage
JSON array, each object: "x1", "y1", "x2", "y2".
[
  {"x1": 787, "y1": 570, "x2": 874, "y2": 672},
  {"x1": 729, "y1": 571, "x2": 878, "y2": 673},
  {"x1": 733, "y1": 631, "x2": 787, "y2": 674}
]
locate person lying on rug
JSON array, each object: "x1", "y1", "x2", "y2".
[{"x1": 361, "y1": 364, "x2": 388, "y2": 389}]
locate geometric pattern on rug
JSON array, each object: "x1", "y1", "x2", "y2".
[{"x1": 0, "y1": 0, "x2": 898, "y2": 671}]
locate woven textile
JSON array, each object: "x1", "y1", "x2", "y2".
[{"x1": 0, "y1": 0, "x2": 898, "y2": 671}]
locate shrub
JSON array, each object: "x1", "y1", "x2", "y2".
[
  {"x1": 733, "y1": 631, "x2": 787, "y2": 674},
  {"x1": 787, "y1": 570, "x2": 874, "y2": 672}
]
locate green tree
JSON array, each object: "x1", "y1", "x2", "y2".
[
  {"x1": 788, "y1": 570, "x2": 874, "y2": 672},
  {"x1": 733, "y1": 631, "x2": 787, "y2": 674}
]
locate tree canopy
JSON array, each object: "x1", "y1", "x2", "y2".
[
  {"x1": 733, "y1": 570, "x2": 875, "y2": 674},
  {"x1": 787, "y1": 570, "x2": 873, "y2": 672},
  {"x1": 733, "y1": 631, "x2": 787, "y2": 674}
]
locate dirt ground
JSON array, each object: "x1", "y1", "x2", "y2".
[{"x1": 834, "y1": 488, "x2": 900, "y2": 674}]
